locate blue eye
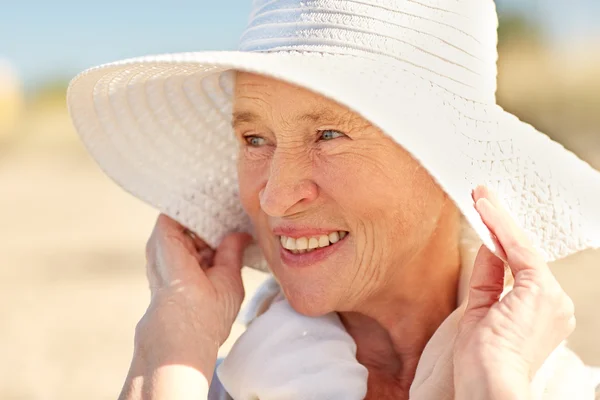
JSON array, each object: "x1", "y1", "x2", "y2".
[
  {"x1": 319, "y1": 130, "x2": 346, "y2": 141},
  {"x1": 245, "y1": 135, "x2": 266, "y2": 147}
]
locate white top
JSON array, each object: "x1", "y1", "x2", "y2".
[{"x1": 207, "y1": 278, "x2": 600, "y2": 400}]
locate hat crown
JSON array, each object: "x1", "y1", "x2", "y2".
[{"x1": 240, "y1": 0, "x2": 499, "y2": 101}]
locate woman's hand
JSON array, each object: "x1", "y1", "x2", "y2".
[
  {"x1": 143, "y1": 214, "x2": 251, "y2": 343},
  {"x1": 454, "y1": 186, "x2": 576, "y2": 400},
  {"x1": 119, "y1": 214, "x2": 252, "y2": 400}
]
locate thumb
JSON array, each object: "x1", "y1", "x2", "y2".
[
  {"x1": 207, "y1": 232, "x2": 253, "y2": 296},
  {"x1": 464, "y1": 244, "x2": 506, "y2": 319}
]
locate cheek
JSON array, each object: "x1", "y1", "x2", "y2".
[
  {"x1": 315, "y1": 150, "x2": 408, "y2": 223},
  {"x1": 237, "y1": 155, "x2": 267, "y2": 217},
  {"x1": 237, "y1": 154, "x2": 280, "y2": 264},
  {"x1": 316, "y1": 148, "x2": 443, "y2": 256}
]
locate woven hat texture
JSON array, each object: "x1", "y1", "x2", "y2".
[{"x1": 67, "y1": 0, "x2": 600, "y2": 267}]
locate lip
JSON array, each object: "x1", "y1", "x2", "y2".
[{"x1": 279, "y1": 234, "x2": 349, "y2": 268}]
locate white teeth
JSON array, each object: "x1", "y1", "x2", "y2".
[
  {"x1": 285, "y1": 236, "x2": 296, "y2": 250},
  {"x1": 328, "y1": 231, "x2": 340, "y2": 244},
  {"x1": 318, "y1": 235, "x2": 329, "y2": 248},
  {"x1": 296, "y1": 237, "x2": 308, "y2": 250},
  {"x1": 280, "y1": 231, "x2": 348, "y2": 252}
]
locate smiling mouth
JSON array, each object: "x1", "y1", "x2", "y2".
[{"x1": 279, "y1": 231, "x2": 349, "y2": 254}]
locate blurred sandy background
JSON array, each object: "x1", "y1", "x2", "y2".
[{"x1": 1, "y1": 2, "x2": 599, "y2": 399}]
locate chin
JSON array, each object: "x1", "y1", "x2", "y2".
[
  {"x1": 263, "y1": 238, "x2": 352, "y2": 317},
  {"x1": 278, "y1": 279, "x2": 338, "y2": 317}
]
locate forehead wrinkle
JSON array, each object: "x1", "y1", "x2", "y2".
[
  {"x1": 296, "y1": 107, "x2": 339, "y2": 124},
  {"x1": 231, "y1": 94, "x2": 274, "y2": 129},
  {"x1": 232, "y1": 89, "x2": 372, "y2": 134}
]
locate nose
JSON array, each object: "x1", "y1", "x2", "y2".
[{"x1": 259, "y1": 150, "x2": 319, "y2": 217}]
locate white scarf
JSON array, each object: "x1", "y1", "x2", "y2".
[
  {"x1": 216, "y1": 279, "x2": 595, "y2": 399},
  {"x1": 217, "y1": 230, "x2": 597, "y2": 399}
]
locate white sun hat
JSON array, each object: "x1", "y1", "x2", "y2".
[{"x1": 67, "y1": 0, "x2": 600, "y2": 268}]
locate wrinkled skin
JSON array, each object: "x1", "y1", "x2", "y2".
[{"x1": 233, "y1": 72, "x2": 460, "y2": 318}]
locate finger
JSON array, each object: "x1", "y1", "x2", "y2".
[
  {"x1": 185, "y1": 229, "x2": 213, "y2": 253},
  {"x1": 156, "y1": 213, "x2": 187, "y2": 235},
  {"x1": 153, "y1": 215, "x2": 195, "y2": 259},
  {"x1": 147, "y1": 214, "x2": 177, "y2": 258},
  {"x1": 208, "y1": 233, "x2": 253, "y2": 297},
  {"x1": 182, "y1": 229, "x2": 215, "y2": 269},
  {"x1": 156, "y1": 214, "x2": 213, "y2": 263},
  {"x1": 213, "y1": 233, "x2": 254, "y2": 272},
  {"x1": 473, "y1": 186, "x2": 532, "y2": 251},
  {"x1": 473, "y1": 197, "x2": 508, "y2": 262},
  {"x1": 473, "y1": 187, "x2": 546, "y2": 275},
  {"x1": 464, "y1": 244, "x2": 506, "y2": 314},
  {"x1": 147, "y1": 215, "x2": 185, "y2": 284},
  {"x1": 151, "y1": 215, "x2": 213, "y2": 281}
]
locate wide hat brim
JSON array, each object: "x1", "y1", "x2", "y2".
[{"x1": 67, "y1": 50, "x2": 600, "y2": 266}]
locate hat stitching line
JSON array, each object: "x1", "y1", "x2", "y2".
[
  {"x1": 248, "y1": 0, "x2": 482, "y2": 44},
  {"x1": 241, "y1": 25, "x2": 483, "y2": 76},
  {"x1": 269, "y1": 50, "x2": 490, "y2": 99},
  {"x1": 252, "y1": 0, "x2": 463, "y2": 17},
  {"x1": 246, "y1": 3, "x2": 482, "y2": 46},
  {"x1": 249, "y1": 45, "x2": 478, "y2": 90},
  {"x1": 404, "y1": 0, "x2": 461, "y2": 15},
  {"x1": 242, "y1": 9, "x2": 484, "y2": 61},
  {"x1": 445, "y1": 103, "x2": 499, "y2": 124}
]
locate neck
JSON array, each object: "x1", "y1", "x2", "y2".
[{"x1": 339, "y1": 201, "x2": 461, "y2": 393}]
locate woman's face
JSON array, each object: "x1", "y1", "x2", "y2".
[{"x1": 233, "y1": 72, "x2": 450, "y2": 316}]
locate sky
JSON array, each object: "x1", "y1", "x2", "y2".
[{"x1": 1, "y1": 0, "x2": 598, "y2": 91}]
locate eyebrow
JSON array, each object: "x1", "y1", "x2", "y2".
[
  {"x1": 231, "y1": 111, "x2": 259, "y2": 129},
  {"x1": 231, "y1": 108, "x2": 341, "y2": 129},
  {"x1": 297, "y1": 108, "x2": 340, "y2": 123}
]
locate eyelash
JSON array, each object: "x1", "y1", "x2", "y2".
[
  {"x1": 243, "y1": 130, "x2": 346, "y2": 147},
  {"x1": 318, "y1": 129, "x2": 346, "y2": 141}
]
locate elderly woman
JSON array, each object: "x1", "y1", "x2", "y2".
[{"x1": 67, "y1": 0, "x2": 600, "y2": 399}]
